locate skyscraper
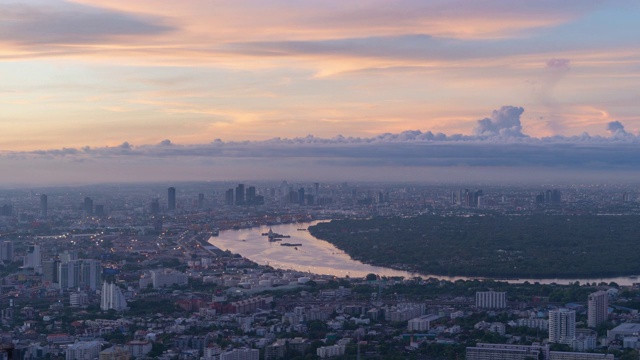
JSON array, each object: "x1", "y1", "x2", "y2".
[
  {"x1": 84, "y1": 197, "x2": 93, "y2": 217},
  {"x1": 0, "y1": 241, "x2": 13, "y2": 262},
  {"x1": 150, "y1": 198, "x2": 160, "y2": 215},
  {"x1": 225, "y1": 189, "x2": 234, "y2": 206},
  {"x1": 549, "y1": 308, "x2": 576, "y2": 344},
  {"x1": 23, "y1": 244, "x2": 42, "y2": 269},
  {"x1": 198, "y1": 193, "x2": 204, "y2": 209},
  {"x1": 58, "y1": 259, "x2": 102, "y2": 290},
  {"x1": 235, "y1": 184, "x2": 245, "y2": 205},
  {"x1": 101, "y1": 281, "x2": 127, "y2": 311},
  {"x1": 588, "y1": 291, "x2": 609, "y2": 328},
  {"x1": 246, "y1": 186, "x2": 256, "y2": 205},
  {"x1": 40, "y1": 194, "x2": 48, "y2": 218},
  {"x1": 168, "y1": 187, "x2": 176, "y2": 210},
  {"x1": 58, "y1": 260, "x2": 81, "y2": 289}
]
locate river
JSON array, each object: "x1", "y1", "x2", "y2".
[{"x1": 209, "y1": 221, "x2": 640, "y2": 286}]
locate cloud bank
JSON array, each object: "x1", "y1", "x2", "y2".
[
  {"x1": 0, "y1": 105, "x2": 638, "y2": 186},
  {"x1": 3, "y1": 106, "x2": 639, "y2": 170}
]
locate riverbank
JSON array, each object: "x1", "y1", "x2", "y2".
[
  {"x1": 211, "y1": 220, "x2": 640, "y2": 286},
  {"x1": 308, "y1": 216, "x2": 640, "y2": 280}
]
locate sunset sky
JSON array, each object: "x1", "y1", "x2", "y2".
[{"x1": 2, "y1": 1, "x2": 640, "y2": 185}]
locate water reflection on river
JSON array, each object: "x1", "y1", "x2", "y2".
[{"x1": 209, "y1": 221, "x2": 640, "y2": 286}]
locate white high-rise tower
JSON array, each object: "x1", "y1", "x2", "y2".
[
  {"x1": 101, "y1": 281, "x2": 127, "y2": 311},
  {"x1": 588, "y1": 291, "x2": 609, "y2": 328},
  {"x1": 549, "y1": 308, "x2": 576, "y2": 344}
]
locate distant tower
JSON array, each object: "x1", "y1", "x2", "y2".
[
  {"x1": 150, "y1": 198, "x2": 160, "y2": 215},
  {"x1": 40, "y1": 194, "x2": 48, "y2": 218},
  {"x1": 588, "y1": 291, "x2": 609, "y2": 328},
  {"x1": 23, "y1": 244, "x2": 42, "y2": 269},
  {"x1": 168, "y1": 187, "x2": 176, "y2": 210},
  {"x1": 235, "y1": 184, "x2": 245, "y2": 205},
  {"x1": 549, "y1": 308, "x2": 576, "y2": 344},
  {"x1": 225, "y1": 189, "x2": 234, "y2": 206},
  {"x1": 198, "y1": 193, "x2": 204, "y2": 209},
  {"x1": 246, "y1": 187, "x2": 256, "y2": 205},
  {"x1": 1, "y1": 241, "x2": 13, "y2": 262},
  {"x1": 84, "y1": 197, "x2": 93, "y2": 217},
  {"x1": 298, "y1": 188, "x2": 305, "y2": 206}
]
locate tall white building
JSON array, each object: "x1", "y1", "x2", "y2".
[
  {"x1": 23, "y1": 244, "x2": 42, "y2": 269},
  {"x1": 549, "y1": 308, "x2": 576, "y2": 344},
  {"x1": 475, "y1": 291, "x2": 507, "y2": 309},
  {"x1": 101, "y1": 281, "x2": 127, "y2": 311},
  {"x1": 588, "y1": 291, "x2": 608, "y2": 328}
]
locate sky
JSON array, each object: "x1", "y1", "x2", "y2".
[{"x1": 2, "y1": 0, "x2": 640, "y2": 185}]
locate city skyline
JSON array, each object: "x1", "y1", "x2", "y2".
[{"x1": 2, "y1": 1, "x2": 640, "y2": 185}]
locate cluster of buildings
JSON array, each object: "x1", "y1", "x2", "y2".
[{"x1": 2, "y1": 183, "x2": 640, "y2": 359}]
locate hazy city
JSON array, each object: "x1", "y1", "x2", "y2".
[{"x1": 3, "y1": 1, "x2": 640, "y2": 360}]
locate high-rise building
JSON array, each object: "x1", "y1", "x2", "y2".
[
  {"x1": 298, "y1": 188, "x2": 305, "y2": 206},
  {"x1": 0, "y1": 241, "x2": 13, "y2": 262},
  {"x1": 23, "y1": 244, "x2": 42, "y2": 269},
  {"x1": 475, "y1": 291, "x2": 507, "y2": 309},
  {"x1": 101, "y1": 281, "x2": 127, "y2": 311},
  {"x1": 81, "y1": 259, "x2": 103, "y2": 291},
  {"x1": 40, "y1": 194, "x2": 48, "y2": 218},
  {"x1": 58, "y1": 260, "x2": 81, "y2": 290},
  {"x1": 235, "y1": 184, "x2": 245, "y2": 205},
  {"x1": 168, "y1": 187, "x2": 176, "y2": 211},
  {"x1": 549, "y1": 308, "x2": 576, "y2": 344},
  {"x1": 225, "y1": 189, "x2": 234, "y2": 206},
  {"x1": 150, "y1": 198, "x2": 160, "y2": 215},
  {"x1": 84, "y1": 197, "x2": 93, "y2": 217},
  {"x1": 58, "y1": 259, "x2": 102, "y2": 290},
  {"x1": 198, "y1": 193, "x2": 204, "y2": 209},
  {"x1": 246, "y1": 187, "x2": 256, "y2": 205},
  {"x1": 588, "y1": 291, "x2": 609, "y2": 328},
  {"x1": 474, "y1": 190, "x2": 483, "y2": 207},
  {"x1": 42, "y1": 260, "x2": 60, "y2": 283}
]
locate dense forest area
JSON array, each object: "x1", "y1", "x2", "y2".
[{"x1": 309, "y1": 215, "x2": 640, "y2": 278}]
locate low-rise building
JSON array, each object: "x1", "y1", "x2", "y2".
[
  {"x1": 317, "y1": 344, "x2": 346, "y2": 358},
  {"x1": 66, "y1": 341, "x2": 101, "y2": 360}
]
